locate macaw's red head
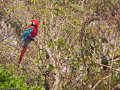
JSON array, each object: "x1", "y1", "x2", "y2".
[{"x1": 31, "y1": 20, "x2": 39, "y2": 27}]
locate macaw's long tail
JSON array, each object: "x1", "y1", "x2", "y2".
[{"x1": 18, "y1": 46, "x2": 27, "y2": 64}]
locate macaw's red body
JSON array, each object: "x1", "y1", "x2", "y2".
[{"x1": 18, "y1": 20, "x2": 39, "y2": 64}]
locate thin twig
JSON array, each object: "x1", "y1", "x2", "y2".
[
  {"x1": 33, "y1": 40, "x2": 43, "y2": 61},
  {"x1": 0, "y1": 32, "x2": 14, "y2": 43},
  {"x1": 92, "y1": 74, "x2": 111, "y2": 90}
]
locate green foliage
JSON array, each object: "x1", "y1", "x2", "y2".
[
  {"x1": 55, "y1": 36, "x2": 65, "y2": 50},
  {"x1": 56, "y1": 37, "x2": 65, "y2": 47},
  {"x1": 0, "y1": 64, "x2": 46, "y2": 90},
  {"x1": 0, "y1": 65, "x2": 27, "y2": 90},
  {"x1": 29, "y1": 85, "x2": 44, "y2": 90},
  {"x1": 47, "y1": 64, "x2": 54, "y2": 71}
]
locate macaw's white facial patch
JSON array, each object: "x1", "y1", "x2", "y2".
[{"x1": 32, "y1": 22, "x2": 35, "y2": 25}]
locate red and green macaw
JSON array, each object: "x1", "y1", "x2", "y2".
[{"x1": 18, "y1": 20, "x2": 39, "y2": 64}]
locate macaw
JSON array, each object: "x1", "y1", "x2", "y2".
[
  {"x1": 18, "y1": 20, "x2": 39, "y2": 64},
  {"x1": 101, "y1": 55, "x2": 108, "y2": 70}
]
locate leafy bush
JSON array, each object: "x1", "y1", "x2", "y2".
[{"x1": 0, "y1": 64, "x2": 27, "y2": 90}]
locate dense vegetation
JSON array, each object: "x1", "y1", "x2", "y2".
[{"x1": 0, "y1": 0, "x2": 120, "y2": 90}]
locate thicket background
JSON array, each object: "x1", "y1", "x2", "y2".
[{"x1": 0, "y1": 0, "x2": 120, "y2": 90}]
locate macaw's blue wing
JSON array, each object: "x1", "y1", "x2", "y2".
[
  {"x1": 21, "y1": 27, "x2": 33, "y2": 47},
  {"x1": 21, "y1": 27, "x2": 33, "y2": 40}
]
